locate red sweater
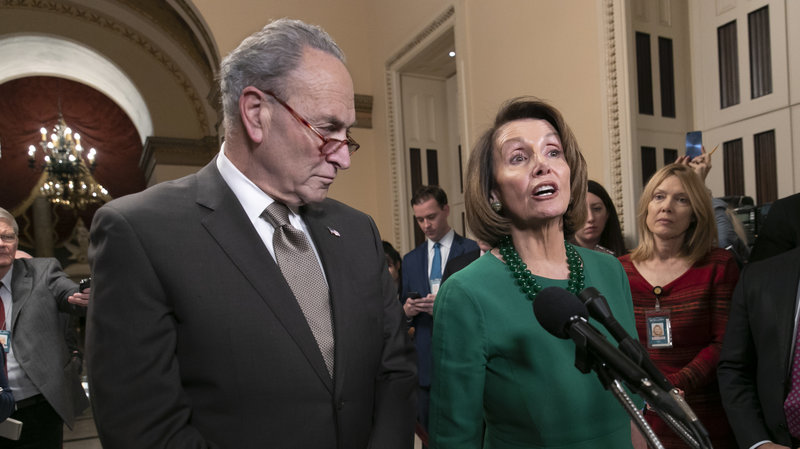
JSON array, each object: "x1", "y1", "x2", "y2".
[{"x1": 620, "y1": 248, "x2": 739, "y2": 449}]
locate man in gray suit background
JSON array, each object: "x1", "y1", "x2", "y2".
[
  {"x1": 87, "y1": 18, "x2": 416, "y2": 449},
  {"x1": 0, "y1": 207, "x2": 89, "y2": 448}
]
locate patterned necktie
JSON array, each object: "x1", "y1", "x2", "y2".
[
  {"x1": 430, "y1": 242, "x2": 442, "y2": 282},
  {"x1": 263, "y1": 202, "x2": 334, "y2": 377},
  {"x1": 784, "y1": 325, "x2": 800, "y2": 437}
]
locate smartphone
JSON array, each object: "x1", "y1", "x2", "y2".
[
  {"x1": 79, "y1": 277, "x2": 91, "y2": 292},
  {"x1": 685, "y1": 131, "x2": 703, "y2": 160},
  {"x1": 407, "y1": 291, "x2": 421, "y2": 300}
]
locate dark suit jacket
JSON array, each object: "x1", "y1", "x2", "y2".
[
  {"x1": 87, "y1": 161, "x2": 416, "y2": 449},
  {"x1": 8, "y1": 258, "x2": 88, "y2": 427},
  {"x1": 442, "y1": 249, "x2": 480, "y2": 283},
  {"x1": 0, "y1": 351, "x2": 15, "y2": 421},
  {"x1": 718, "y1": 246, "x2": 800, "y2": 448},
  {"x1": 750, "y1": 192, "x2": 800, "y2": 262},
  {"x1": 401, "y1": 233, "x2": 478, "y2": 387}
]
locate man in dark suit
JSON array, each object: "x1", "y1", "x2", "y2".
[
  {"x1": 749, "y1": 192, "x2": 800, "y2": 262},
  {"x1": 0, "y1": 351, "x2": 13, "y2": 422},
  {"x1": 87, "y1": 19, "x2": 416, "y2": 449},
  {"x1": 0, "y1": 207, "x2": 89, "y2": 447},
  {"x1": 442, "y1": 239, "x2": 490, "y2": 283},
  {"x1": 401, "y1": 185, "x2": 478, "y2": 432},
  {"x1": 718, "y1": 246, "x2": 800, "y2": 448}
]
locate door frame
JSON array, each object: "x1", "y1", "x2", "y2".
[{"x1": 385, "y1": 6, "x2": 458, "y2": 254}]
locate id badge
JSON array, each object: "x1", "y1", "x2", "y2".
[
  {"x1": 0, "y1": 330, "x2": 9, "y2": 353},
  {"x1": 645, "y1": 308, "x2": 672, "y2": 348},
  {"x1": 430, "y1": 279, "x2": 441, "y2": 295}
]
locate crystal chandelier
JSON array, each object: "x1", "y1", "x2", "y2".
[{"x1": 28, "y1": 112, "x2": 111, "y2": 209}]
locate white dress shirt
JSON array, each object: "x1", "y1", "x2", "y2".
[
  {"x1": 427, "y1": 229, "x2": 455, "y2": 278},
  {"x1": 1, "y1": 266, "x2": 41, "y2": 400},
  {"x1": 215, "y1": 146, "x2": 326, "y2": 279}
]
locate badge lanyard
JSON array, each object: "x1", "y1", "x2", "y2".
[{"x1": 645, "y1": 285, "x2": 673, "y2": 349}]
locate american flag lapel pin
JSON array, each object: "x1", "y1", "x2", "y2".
[{"x1": 326, "y1": 226, "x2": 341, "y2": 237}]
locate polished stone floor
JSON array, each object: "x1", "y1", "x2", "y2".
[{"x1": 63, "y1": 407, "x2": 100, "y2": 449}]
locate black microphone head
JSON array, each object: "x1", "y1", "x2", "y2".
[
  {"x1": 578, "y1": 286, "x2": 627, "y2": 340},
  {"x1": 579, "y1": 286, "x2": 614, "y2": 322},
  {"x1": 533, "y1": 286, "x2": 589, "y2": 339},
  {"x1": 578, "y1": 287, "x2": 602, "y2": 304}
]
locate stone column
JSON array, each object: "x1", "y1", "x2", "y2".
[{"x1": 32, "y1": 196, "x2": 55, "y2": 257}]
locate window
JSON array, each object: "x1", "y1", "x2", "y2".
[
  {"x1": 754, "y1": 130, "x2": 777, "y2": 204},
  {"x1": 748, "y1": 6, "x2": 772, "y2": 99},
  {"x1": 636, "y1": 32, "x2": 654, "y2": 115},
  {"x1": 409, "y1": 147, "x2": 422, "y2": 192},
  {"x1": 663, "y1": 148, "x2": 678, "y2": 165},
  {"x1": 426, "y1": 149, "x2": 439, "y2": 186},
  {"x1": 658, "y1": 37, "x2": 676, "y2": 118},
  {"x1": 718, "y1": 21, "x2": 740, "y2": 108},
  {"x1": 723, "y1": 139, "x2": 744, "y2": 196},
  {"x1": 641, "y1": 146, "x2": 657, "y2": 185}
]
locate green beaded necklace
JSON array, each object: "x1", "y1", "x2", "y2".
[{"x1": 498, "y1": 235, "x2": 585, "y2": 300}]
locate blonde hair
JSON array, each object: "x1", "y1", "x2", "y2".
[
  {"x1": 465, "y1": 97, "x2": 587, "y2": 246},
  {"x1": 631, "y1": 164, "x2": 717, "y2": 264}
]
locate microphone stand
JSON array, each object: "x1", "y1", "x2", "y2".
[
  {"x1": 652, "y1": 407, "x2": 699, "y2": 448},
  {"x1": 570, "y1": 330, "x2": 712, "y2": 449},
  {"x1": 578, "y1": 288, "x2": 713, "y2": 448},
  {"x1": 649, "y1": 392, "x2": 713, "y2": 449},
  {"x1": 571, "y1": 334, "x2": 665, "y2": 449}
]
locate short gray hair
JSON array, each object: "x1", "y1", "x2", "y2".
[
  {"x1": 0, "y1": 207, "x2": 18, "y2": 235},
  {"x1": 218, "y1": 18, "x2": 345, "y2": 131}
]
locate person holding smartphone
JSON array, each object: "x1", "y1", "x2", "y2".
[
  {"x1": 677, "y1": 141, "x2": 750, "y2": 265},
  {"x1": 401, "y1": 185, "x2": 479, "y2": 435},
  {"x1": 620, "y1": 164, "x2": 739, "y2": 448},
  {"x1": 0, "y1": 207, "x2": 90, "y2": 448}
]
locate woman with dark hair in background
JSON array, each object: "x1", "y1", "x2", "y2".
[
  {"x1": 382, "y1": 240, "x2": 402, "y2": 298},
  {"x1": 429, "y1": 97, "x2": 641, "y2": 449},
  {"x1": 619, "y1": 163, "x2": 738, "y2": 448},
  {"x1": 572, "y1": 180, "x2": 627, "y2": 256}
]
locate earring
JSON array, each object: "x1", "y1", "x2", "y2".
[{"x1": 491, "y1": 200, "x2": 502, "y2": 212}]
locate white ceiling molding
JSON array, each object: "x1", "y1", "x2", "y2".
[{"x1": 0, "y1": 34, "x2": 153, "y2": 144}]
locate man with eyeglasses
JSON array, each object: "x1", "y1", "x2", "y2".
[
  {"x1": 87, "y1": 18, "x2": 416, "y2": 449},
  {"x1": 0, "y1": 207, "x2": 89, "y2": 448}
]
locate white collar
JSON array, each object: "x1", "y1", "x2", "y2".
[
  {"x1": 216, "y1": 145, "x2": 299, "y2": 223},
  {"x1": 428, "y1": 228, "x2": 455, "y2": 251},
  {"x1": 0, "y1": 264, "x2": 13, "y2": 291}
]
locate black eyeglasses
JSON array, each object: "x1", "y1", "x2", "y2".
[
  {"x1": 0, "y1": 233, "x2": 17, "y2": 243},
  {"x1": 256, "y1": 88, "x2": 360, "y2": 156}
]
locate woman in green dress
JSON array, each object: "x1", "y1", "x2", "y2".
[{"x1": 429, "y1": 98, "x2": 641, "y2": 449}]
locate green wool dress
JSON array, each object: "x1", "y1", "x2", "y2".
[{"x1": 429, "y1": 246, "x2": 639, "y2": 449}]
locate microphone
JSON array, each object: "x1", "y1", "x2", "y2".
[
  {"x1": 533, "y1": 287, "x2": 684, "y2": 419},
  {"x1": 578, "y1": 287, "x2": 673, "y2": 392}
]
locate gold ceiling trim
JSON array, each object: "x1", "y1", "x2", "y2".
[{"x1": 1, "y1": 0, "x2": 212, "y2": 136}]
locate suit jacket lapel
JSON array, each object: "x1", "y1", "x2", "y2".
[
  {"x1": 196, "y1": 163, "x2": 333, "y2": 391},
  {"x1": 779, "y1": 257, "x2": 800, "y2": 380},
  {"x1": 10, "y1": 259, "x2": 32, "y2": 331},
  {"x1": 449, "y1": 233, "x2": 466, "y2": 260}
]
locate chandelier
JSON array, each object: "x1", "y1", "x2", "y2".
[{"x1": 28, "y1": 112, "x2": 111, "y2": 209}]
